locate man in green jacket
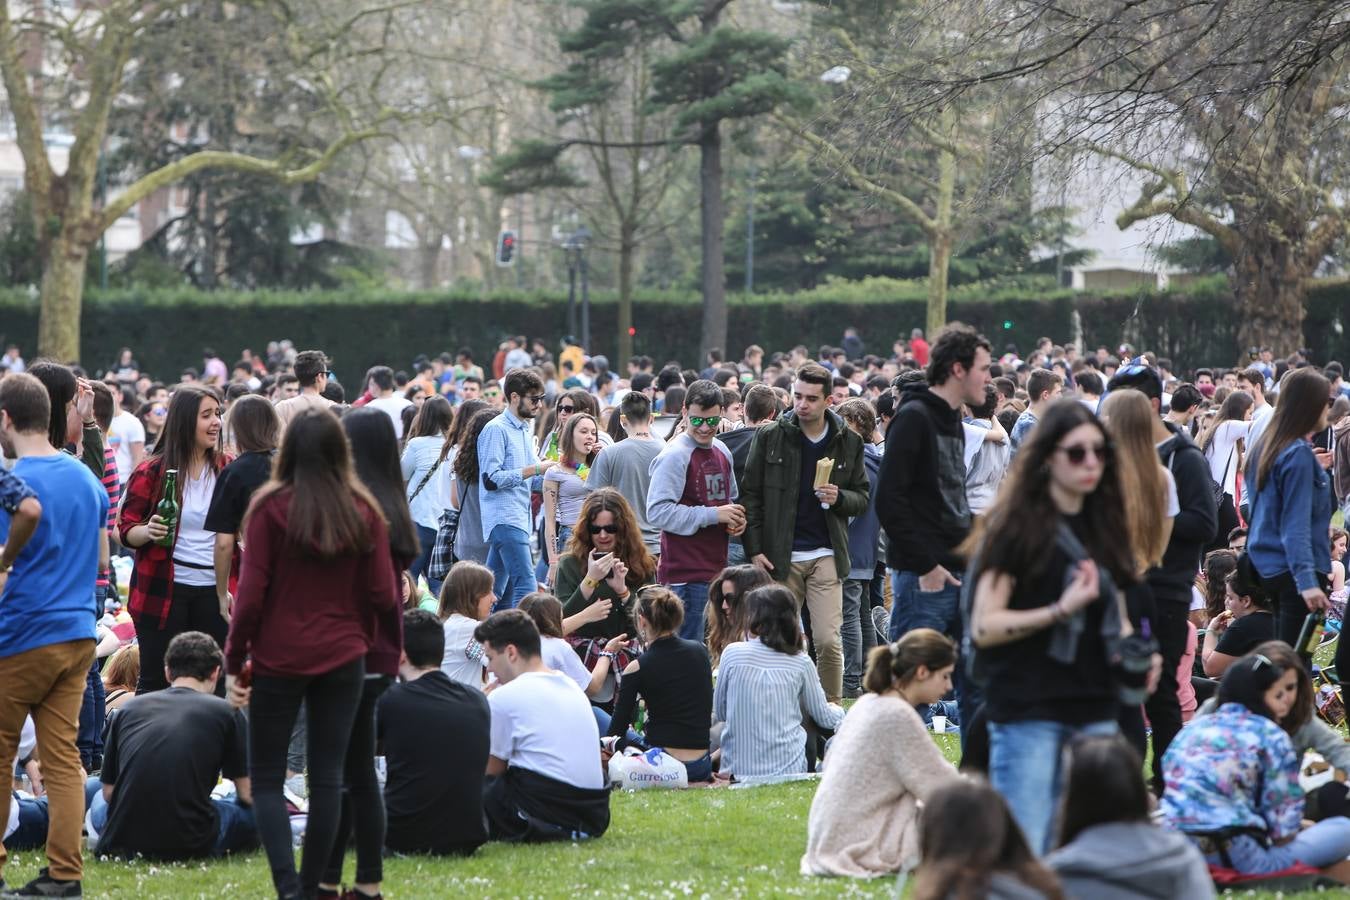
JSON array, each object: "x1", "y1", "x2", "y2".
[{"x1": 741, "y1": 363, "x2": 870, "y2": 702}]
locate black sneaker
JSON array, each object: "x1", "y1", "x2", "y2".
[{"x1": 1, "y1": 869, "x2": 81, "y2": 897}]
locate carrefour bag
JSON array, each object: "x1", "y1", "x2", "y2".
[{"x1": 607, "y1": 747, "x2": 688, "y2": 790}]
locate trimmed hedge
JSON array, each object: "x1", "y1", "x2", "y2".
[{"x1": 2, "y1": 276, "x2": 1349, "y2": 382}]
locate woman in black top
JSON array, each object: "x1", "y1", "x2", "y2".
[
  {"x1": 967, "y1": 399, "x2": 1144, "y2": 856},
  {"x1": 1200, "y1": 562, "x2": 1274, "y2": 677},
  {"x1": 205, "y1": 395, "x2": 280, "y2": 620},
  {"x1": 607, "y1": 586, "x2": 714, "y2": 782}
]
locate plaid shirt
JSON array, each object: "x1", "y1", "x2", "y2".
[
  {"x1": 118, "y1": 455, "x2": 235, "y2": 627},
  {"x1": 0, "y1": 467, "x2": 37, "y2": 515}
]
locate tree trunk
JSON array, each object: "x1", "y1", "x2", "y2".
[
  {"x1": 617, "y1": 221, "x2": 635, "y2": 369},
  {"x1": 38, "y1": 234, "x2": 89, "y2": 362},
  {"x1": 417, "y1": 238, "x2": 442, "y2": 290},
  {"x1": 699, "y1": 122, "x2": 726, "y2": 362},
  {"x1": 927, "y1": 229, "x2": 952, "y2": 337},
  {"x1": 1231, "y1": 237, "x2": 1309, "y2": 357}
]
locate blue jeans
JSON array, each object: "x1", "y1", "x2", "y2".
[
  {"x1": 592, "y1": 707, "x2": 644, "y2": 747},
  {"x1": 841, "y1": 578, "x2": 870, "y2": 694},
  {"x1": 671, "y1": 582, "x2": 710, "y2": 643},
  {"x1": 7, "y1": 795, "x2": 50, "y2": 850},
  {"x1": 889, "y1": 569, "x2": 981, "y2": 744},
  {"x1": 727, "y1": 542, "x2": 747, "y2": 566},
  {"x1": 486, "y1": 524, "x2": 535, "y2": 610},
  {"x1": 1199, "y1": 817, "x2": 1350, "y2": 873},
  {"x1": 89, "y1": 776, "x2": 257, "y2": 856},
  {"x1": 78, "y1": 656, "x2": 105, "y2": 768},
  {"x1": 987, "y1": 718, "x2": 1119, "y2": 854},
  {"x1": 411, "y1": 524, "x2": 443, "y2": 598}
]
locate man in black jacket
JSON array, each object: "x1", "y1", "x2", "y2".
[
  {"x1": 719, "y1": 384, "x2": 780, "y2": 566},
  {"x1": 1108, "y1": 362, "x2": 1218, "y2": 789},
  {"x1": 877, "y1": 325, "x2": 992, "y2": 648}
]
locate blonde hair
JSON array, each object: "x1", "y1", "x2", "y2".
[
  {"x1": 1100, "y1": 389, "x2": 1168, "y2": 574},
  {"x1": 102, "y1": 644, "x2": 140, "y2": 692},
  {"x1": 437, "y1": 561, "x2": 495, "y2": 621}
]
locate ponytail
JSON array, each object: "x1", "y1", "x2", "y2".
[{"x1": 864, "y1": 628, "x2": 956, "y2": 695}]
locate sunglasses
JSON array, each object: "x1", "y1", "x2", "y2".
[
  {"x1": 721, "y1": 592, "x2": 738, "y2": 606},
  {"x1": 1056, "y1": 442, "x2": 1109, "y2": 465},
  {"x1": 557, "y1": 404, "x2": 575, "y2": 413},
  {"x1": 588, "y1": 523, "x2": 619, "y2": 535},
  {"x1": 523, "y1": 394, "x2": 542, "y2": 404},
  {"x1": 689, "y1": 415, "x2": 721, "y2": 428}
]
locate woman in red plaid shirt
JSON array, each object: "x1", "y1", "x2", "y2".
[{"x1": 118, "y1": 384, "x2": 234, "y2": 695}]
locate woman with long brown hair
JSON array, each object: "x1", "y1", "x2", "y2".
[
  {"x1": 556, "y1": 488, "x2": 656, "y2": 642},
  {"x1": 224, "y1": 408, "x2": 400, "y2": 900},
  {"x1": 119, "y1": 383, "x2": 233, "y2": 694},
  {"x1": 450, "y1": 408, "x2": 498, "y2": 564},
  {"x1": 543, "y1": 412, "x2": 600, "y2": 585},
  {"x1": 1100, "y1": 389, "x2": 1174, "y2": 575},
  {"x1": 1245, "y1": 367, "x2": 1337, "y2": 659},
  {"x1": 1197, "y1": 389, "x2": 1253, "y2": 552},
  {"x1": 965, "y1": 398, "x2": 1144, "y2": 855},
  {"x1": 401, "y1": 395, "x2": 455, "y2": 593},
  {"x1": 706, "y1": 564, "x2": 774, "y2": 664}
]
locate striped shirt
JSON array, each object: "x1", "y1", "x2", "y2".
[
  {"x1": 97, "y1": 445, "x2": 121, "y2": 590},
  {"x1": 714, "y1": 638, "x2": 846, "y2": 779}
]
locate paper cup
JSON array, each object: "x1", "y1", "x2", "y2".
[{"x1": 932, "y1": 715, "x2": 948, "y2": 734}]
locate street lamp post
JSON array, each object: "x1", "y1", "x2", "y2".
[{"x1": 562, "y1": 226, "x2": 591, "y2": 351}]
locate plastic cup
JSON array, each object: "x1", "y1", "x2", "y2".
[{"x1": 932, "y1": 715, "x2": 948, "y2": 734}]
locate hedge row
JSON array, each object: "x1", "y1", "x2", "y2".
[{"x1": 3, "y1": 276, "x2": 1350, "y2": 382}]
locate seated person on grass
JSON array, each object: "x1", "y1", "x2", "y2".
[
  {"x1": 89, "y1": 631, "x2": 256, "y2": 860},
  {"x1": 378, "y1": 609, "x2": 490, "y2": 856},
  {"x1": 1200, "y1": 563, "x2": 1274, "y2": 678},
  {"x1": 475, "y1": 610, "x2": 610, "y2": 842}
]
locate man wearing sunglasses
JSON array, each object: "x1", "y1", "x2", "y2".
[
  {"x1": 646, "y1": 380, "x2": 745, "y2": 642},
  {"x1": 741, "y1": 363, "x2": 870, "y2": 703}
]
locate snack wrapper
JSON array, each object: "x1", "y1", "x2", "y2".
[{"x1": 814, "y1": 458, "x2": 835, "y2": 508}]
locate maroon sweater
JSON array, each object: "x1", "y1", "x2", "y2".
[{"x1": 225, "y1": 490, "x2": 400, "y2": 678}]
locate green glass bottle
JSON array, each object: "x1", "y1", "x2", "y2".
[
  {"x1": 545, "y1": 431, "x2": 560, "y2": 462},
  {"x1": 155, "y1": 468, "x2": 179, "y2": 548}
]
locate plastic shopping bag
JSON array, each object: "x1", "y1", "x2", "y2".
[{"x1": 607, "y1": 746, "x2": 689, "y2": 790}]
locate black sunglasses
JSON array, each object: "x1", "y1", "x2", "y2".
[
  {"x1": 588, "y1": 523, "x2": 619, "y2": 535},
  {"x1": 1056, "y1": 442, "x2": 1110, "y2": 465},
  {"x1": 557, "y1": 404, "x2": 575, "y2": 413}
]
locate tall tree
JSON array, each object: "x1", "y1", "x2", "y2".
[
  {"x1": 866, "y1": 0, "x2": 1350, "y2": 355},
  {"x1": 0, "y1": 0, "x2": 425, "y2": 361},
  {"x1": 492, "y1": 0, "x2": 807, "y2": 359}
]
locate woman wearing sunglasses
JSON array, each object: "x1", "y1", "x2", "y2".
[
  {"x1": 1162, "y1": 651, "x2": 1350, "y2": 882},
  {"x1": 965, "y1": 399, "x2": 1143, "y2": 855},
  {"x1": 557, "y1": 488, "x2": 656, "y2": 643}
]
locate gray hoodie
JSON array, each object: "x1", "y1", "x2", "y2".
[{"x1": 1046, "y1": 822, "x2": 1215, "y2": 900}]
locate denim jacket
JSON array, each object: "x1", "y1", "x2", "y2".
[{"x1": 1246, "y1": 440, "x2": 1333, "y2": 592}]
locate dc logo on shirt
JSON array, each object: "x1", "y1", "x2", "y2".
[{"x1": 704, "y1": 472, "x2": 727, "y2": 502}]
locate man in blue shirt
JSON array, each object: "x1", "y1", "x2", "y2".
[
  {"x1": 0, "y1": 372, "x2": 109, "y2": 897},
  {"x1": 477, "y1": 368, "x2": 555, "y2": 608}
]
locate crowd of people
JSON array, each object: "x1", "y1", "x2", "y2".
[{"x1": 1, "y1": 326, "x2": 1350, "y2": 898}]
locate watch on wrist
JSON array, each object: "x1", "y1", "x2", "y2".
[{"x1": 582, "y1": 576, "x2": 600, "y2": 589}]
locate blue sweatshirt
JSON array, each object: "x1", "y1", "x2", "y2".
[{"x1": 1246, "y1": 440, "x2": 1333, "y2": 592}]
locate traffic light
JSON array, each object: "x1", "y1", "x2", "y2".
[{"x1": 496, "y1": 230, "x2": 517, "y2": 267}]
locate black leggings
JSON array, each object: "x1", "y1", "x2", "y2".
[
  {"x1": 249, "y1": 659, "x2": 364, "y2": 900},
  {"x1": 1261, "y1": 571, "x2": 1331, "y2": 660},
  {"x1": 133, "y1": 582, "x2": 228, "y2": 696},
  {"x1": 323, "y1": 675, "x2": 391, "y2": 886}
]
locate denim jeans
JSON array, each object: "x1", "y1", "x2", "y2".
[
  {"x1": 671, "y1": 582, "x2": 710, "y2": 643},
  {"x1": 591, "y1": 706, "x2": 644, "y2": 747},
  {"x1": 411, "y1": 524, "x2": 443, "y2": 598},
  {"x1": 987, "y1": 718, "x2": 1119, "y2": 854},
  {"x1": 78, "y1": 656, "x2": 105, "y2": 768},
  {"x1": 727, "y1": 541, "x2": 747, "y2": 566},
  {"x1": 842, "y1": 579, "x2": 867, "y2": 694},
  {"x1": 89, "y1": 776, "x2": 257, "y2": 856},
  {"x1": 1199, "y1": 816, "x2": 1350, "y2": 873},
  {"x1": 486, "y1": 524, "x2": 536, "y2": 610},
  {"x1": 889, "y1": 569, "x2": 980, "y2": 744}
]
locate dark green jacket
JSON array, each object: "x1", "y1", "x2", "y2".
[{"x1": 741, "y1": 410, "x2": 870, "y2": 580}]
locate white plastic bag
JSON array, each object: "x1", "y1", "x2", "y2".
[{"x1": 607, "y1": 747, "x2": 689, "y2": 790}]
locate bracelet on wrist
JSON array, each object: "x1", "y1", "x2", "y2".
[{"x1": 582, "y1": 576, "x2": 600, "y2": 589}]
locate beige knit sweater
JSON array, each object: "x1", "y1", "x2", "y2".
[{"x1": 800, "y1": 693, "x2": 959, "y2": 878}]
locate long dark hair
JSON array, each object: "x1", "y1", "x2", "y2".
[
  {"x1": 1197, "y1": 389, "x2": 1253, "y2": 452},
  {"x1": 1216, "y1": 651, "x2": 1288, "y2": 720},
  {"x1": 228, "y1": 395, "x2": 280, "y2": 454},
  {"x1": 1249, "y1": 641, "x2": 1316, "y2": 734},
  {"x1": 249, "y1": 408, "x2": 381, "y2": 559},
  {"x1": 1056, "y1": 736, "x2": 1150, "y2": 848},
  {"x1": 408, "y1": 395, "x2": 454, "y2": 441},
  {"x1": 441, "y1": 398, "x2": 488, "y2": 464},
  {"x1": 914, "y1": 778, "x2": 1064, "y2": 900},
  {"x1": 707, "y1": 565, "x2": 773, "y2": 661},
  {"x1": 1254, "y1": 367, "x2": 1329, "y2": 490},
  {"x1": 565, "y1": 488, "x2": 655, "y2": 586},
  {"x1": 453, "y1": 408, "x2": 499, "y2": 486},
  {"x1": 27, "y1": 360, "x2": 75, "y2": 450},
  {"x1": 965, "y1": 398, "x2": 1135, "y2": 584},
  {"x1": 342, "y1": 408, "x2": 420, "y2": 563},
  {"x1": 149, "y1": 384, "x2": 225, "y2": 493},
  {"x1": 744, "y1": 585, "x2": 803, "y2": 655}
]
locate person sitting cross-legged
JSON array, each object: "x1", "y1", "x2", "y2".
[
  {"x1": 378, "y1": 609, "x2": 491, "y2": 856},
  {"x1": 88, "y1": 631, "x2": 256, "y2": 860},
  {"x1": 476, "y1": 610, "x2": 610, "y2": 842}
]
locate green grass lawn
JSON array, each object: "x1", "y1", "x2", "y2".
[{"x1": 0, "y1": 733, "x2": 1321, "y2": 897}]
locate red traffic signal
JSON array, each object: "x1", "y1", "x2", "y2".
[{"x1": 496, "y1": 230, "x2": 517, "y2": 267}]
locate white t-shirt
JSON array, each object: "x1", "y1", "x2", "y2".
[
  {"x1": 1247, "y1": 402, "x2": 1274, "y2": 451},
  {"x1": 107, "y1": 411, "x2": 145, "y2": 488},
  {"x1": 1162, "y1": 466, "x2": 1180, "y2": 518},
  {"x1": 441, "y1": 614, "x2": 485, "y2": 687},
  {"x1": 488, "y1": 670, "x2": 603, "y2": 789},
  {"x1": 541, "y1": 635, "x2": 590, "y2": 691},
  {"x1": 367, "y1": 395, "x2": 414, "y2": 439},
  {"x1": 173, "y1": 468, "x2": 218, "y2": 587},
  {"x1": 1190, "y1": 584, "x2": 1207, "y2": 613},
  {"x1": 1204, "y1": 420, "x2": 1248, "y2": 495}
]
